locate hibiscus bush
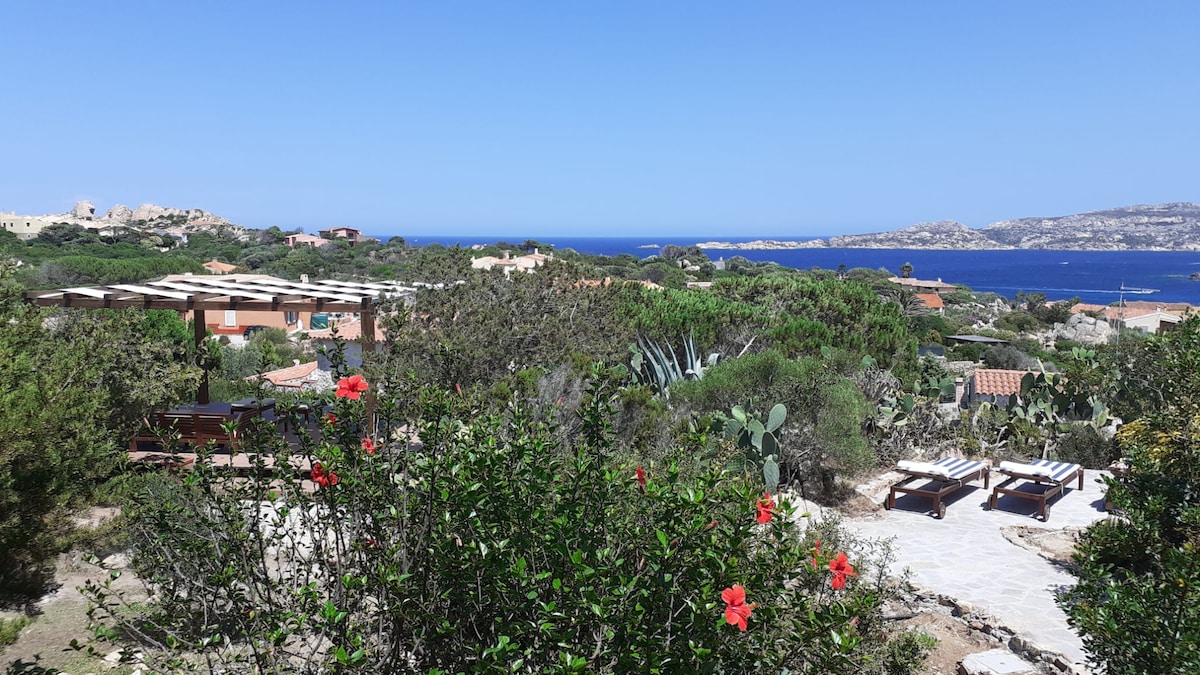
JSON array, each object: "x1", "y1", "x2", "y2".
[{"x1": 83, "y1": 358, "x2": 929, "y2": 673}]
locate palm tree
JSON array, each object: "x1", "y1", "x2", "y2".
[{"x1": 900, "y1": 262, "x2": 914, "y2": 278}]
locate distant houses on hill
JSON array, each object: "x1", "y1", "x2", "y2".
[
  {"x1": 887, "y1": 276, "x2": 958, "y2": 294},
  {"x1": 471, "y1": 248, "x2": 552, "y2": 274},
  {"x1": 1070, "y1": 301, "x2": 1190, "y2": 334}
]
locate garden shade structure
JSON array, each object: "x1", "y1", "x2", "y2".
[{"x1": 23, "y1": 275, "x2": 417, "y2": 403}]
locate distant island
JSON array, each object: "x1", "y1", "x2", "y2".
[{"x1": 698, "y1": 203, "x2": 1200, "y2": 251}]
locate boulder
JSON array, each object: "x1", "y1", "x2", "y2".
[
  {"x1": 104, "y1": 204, "x2": 134, "y2": 223},
  {"x1": 1054, "y1": 313, "x2": 1112, "y2": 345},
  {"x1": 71, "y1": 200, "x2": 95, "y2": 220}
]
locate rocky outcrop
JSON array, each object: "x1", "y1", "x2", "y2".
[
  {"x1": 71, "y1": 201, "x2": 95, "y2": 221},
  {"x1": 25, "y1": 201, "x2": 235, "y2": 231},
  {"x1": 827, "y1": 221, "x2": 1008, "y2": 250},
  {"x1": 120, "y1": 203, "x2": 232, "y2": 226},
  {"x1": 103, "y1": 204, "x2": 133, "y2": 222},
  {"x1": 696, "y1": 203, "x2": 1200, "y2": 251},
  {"x1": 1054, "y1": 313, "x2": 1113, "y2": 345},
  {"x1": 696, "y1": 239, "x2": 826, "y2": 250},
  {"x1": 981, "y1": 203, "x2": 1200, "y2": 250}
]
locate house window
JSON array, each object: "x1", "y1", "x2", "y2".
[
  {"x1": 224, "y1": 310, "x2": 237, "y2": 326},
  {"x1": 285, "y1": 311, "x2": 298, "y2": 325}
]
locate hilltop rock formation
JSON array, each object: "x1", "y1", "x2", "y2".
[
  {"x1": 30, "y1": 201, "x2": 235, "y2": 230},
  {"x1": 826, "y1": 221, "x2": 1007, "y2": 250},
  {"x1": 71, "y1": 201, "x2": 96, "y2": 221},
  {"x1": 112, "y1": 203, "x2": 233, "y2": 226},
  {"x1": 981, "y1": 203, "x2": 1200, "y2": 250},
  {"x1": 696, "y1": 203, "x2": 1200, "y2": 251},
  {"x1": 103, "y1": 204, "x2": 134, "y2": 223}
]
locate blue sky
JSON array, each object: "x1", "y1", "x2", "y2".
[{"x1": 2, "y1": 1, "x2": 1198, "y2": 237}]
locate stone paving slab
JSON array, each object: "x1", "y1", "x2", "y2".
[
  {"x1": 848, "y1": 469, "x2": 1111, "y2": 671},
  {"x1": 960, "y1": 648, "x2": 1041, "y2": 674}
]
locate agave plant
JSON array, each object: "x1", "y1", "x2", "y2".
[{"x1": 629, "y1": 331, "x2": 719, "y2": 396}]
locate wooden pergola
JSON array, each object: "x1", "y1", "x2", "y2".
[{"x1": 24, "y1": 275, "x2": 417, "y2": 403}]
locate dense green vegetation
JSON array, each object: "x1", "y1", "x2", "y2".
[
  {"x1": 0, "y1": 268, "x2": 198, "y2": 594},
  {"x1": 1, "y1": 228, "x2": 1197, "y2": 671}
]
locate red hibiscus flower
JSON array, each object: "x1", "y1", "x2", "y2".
[
  {"x1": 335, "y1": 374, "x2": 369, "y2": 400},
  {"x1": 829, "y1": 552, "x2": 857, "y2": 590},
  {"x1": 811, "y1": 539, "x2": 822, "y2": 568},
  {"x1": 325, "y1": 412, "x2": 337, "y2": 425},
  {"x1": 311, "y1": 461, "x2": 339, "y2": 488},
  {"x1": 635, "y1": 465, "x2": 647, "y2": 492},
  {"x1": 755, "y1": 493, "x2": 776, "y2": 524},
  {"x1": 721, "y1": 584, "x2": 755, "y2": 631},
  {"x1": 361, "y1": 437, "x2": 377, "y2": 456}
]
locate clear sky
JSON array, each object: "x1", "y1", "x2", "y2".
[{"x1": 2, "y1": 1, "x2": 1198, "y2": 238}]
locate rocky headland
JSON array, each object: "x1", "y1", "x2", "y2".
[
  {"x1": 20, "y1": 200, "x2": 237, "y2": 232},
  {"x1": 699, "y1": 202, "x2": 1200, "y2": 251}
]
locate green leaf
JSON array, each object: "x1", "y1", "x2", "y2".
[
  {"x1": 760, "y1": 432, "x2": 779, "y2": 458},
  {"x1": 766, "y1": 403, "x2": 787, "y2": 432},
  {"x1": 763, "y1": 457, "x2": 780, "y2": 492}
]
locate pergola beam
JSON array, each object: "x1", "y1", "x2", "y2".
[{"x1": 22, "y1": 276, "x2": 411, "y2": 413}]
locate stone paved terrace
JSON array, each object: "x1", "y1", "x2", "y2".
[{"x1": 847, "y1": 468, "x2": 1112, "y2": 672}]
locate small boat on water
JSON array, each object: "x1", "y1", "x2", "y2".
[{"x1": 1190, "y1": 272, "x2": 1200, "y2": 280}]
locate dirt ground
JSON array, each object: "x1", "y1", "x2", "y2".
[
  {"x1": 897, "y1": 612, "x2": 999, "y2": 675},
  {"x1": 1, "y1": 551, "x2": 145, "y2": 674}
]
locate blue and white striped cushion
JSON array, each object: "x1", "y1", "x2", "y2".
[
  {"x1": 1000, "y1": 459, "x2": 1081, "y2": 483},
  {"x1": 931, "y1": 457, "x2": 987, "y2": 480},
  {"x1": 1028, "y1": 458, "x2": 1082, "y2": 482}
]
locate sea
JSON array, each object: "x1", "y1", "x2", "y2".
[{"x1": 401, "y1": 235, "x2": 1200, "y2": 306}]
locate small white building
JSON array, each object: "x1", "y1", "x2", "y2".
[
  {"x1": 0, "y1": 212, "x2": 52, "y2": 240},
  {"x1": 1120, "y1": 308, "x2": 1183, "y2": 334}
]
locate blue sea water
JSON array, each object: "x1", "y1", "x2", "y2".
[{"x1": 402, "y1": 235, "x2": 1200, "y2": 306}]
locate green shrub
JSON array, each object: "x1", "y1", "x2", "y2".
[
  {"x1": 883, "y1": 630, "x2": 937, "y2": 675},
  {"x1": 0, "y1": 301, "x2": 199, "y2": 598},
  {"x1": 85, "y1": 365, "x2": 926, "y2": 674},
  {"x1": 1062, "y1": 416, "x2": 1200, "y2": 673},
  {"x1": 1053, "y1": 425, "x2": 1116, "y2": 469},
  {"x1": 0, "y1": 615, "x2": 32, "y2": 651}
]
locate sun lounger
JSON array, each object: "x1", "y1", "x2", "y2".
[
  {"x1": 986, "y1": 459, "x2": 1083, "y2": 522},
  {"x1": 885, "y1": 457, "x2": 990, "y2": 519}
]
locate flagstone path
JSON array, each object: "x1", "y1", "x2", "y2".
[{"x1": 847, "y1": 469, "x2": 1112, "y2": 672}]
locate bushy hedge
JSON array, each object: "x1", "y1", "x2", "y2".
[{"x1": 85, "y1": 363, "x2": 931, "y2": 673}]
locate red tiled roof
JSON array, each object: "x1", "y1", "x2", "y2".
[
  {"x1": 973, "y1": 369, "x2": 1034, "y2": 396},
  {"x1": 248, "y1": 361, "x2": 319, "y2": 387},
  {"x1": 1070, "y1": 302, "x2": 1189, "y2": 322},
  {"x1": 914, "y1": 293, "x2": 944, "y2": 309},
  {"x1": 202, "y1": 260, "x2": 238, "y2": 273}
]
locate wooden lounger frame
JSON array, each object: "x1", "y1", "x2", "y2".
[
  {"x1": 129, "y1": 410, "x2": 255, "y2": 453},
  {"x1": 885, "y1": 463, "x2": 990, "y2": 519},
  {"x1": 987, "y1": 463, "x2": 1084, "y2": 522}
]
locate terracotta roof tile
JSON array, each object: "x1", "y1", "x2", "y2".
[
  {"x1": 202, "y1": 260, "x2": 238, "y2": 273},
  {"x1": 248, "y1": 361, "x2": 319, "y2": 387},
  {"x1": 973, "y1": 369, "x2": 1035, "y2": 396},
  {"x1": 914, "y1": 293, "x2": 944, "y2": 309}
]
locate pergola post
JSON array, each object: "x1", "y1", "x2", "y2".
[
  {"x1": 194, "y1": 309, "x2": 210, "y2": 404},
  {"x1": 362, "y1": 303, "x2": 376, "y2": 431}
]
